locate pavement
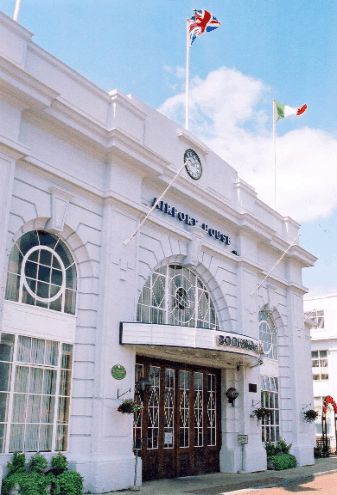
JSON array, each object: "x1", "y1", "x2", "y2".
[{"x1": 94, "y1": 457, "x2": 337, "y2": 495}]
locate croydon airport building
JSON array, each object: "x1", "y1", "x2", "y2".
[{"x1": 0, "y1": 12, "x2": 316, "y2": 493}]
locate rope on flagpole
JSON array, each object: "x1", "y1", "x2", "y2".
[
  {"x1": 13, "y1": 0, "x2": 22, "y2": 21},
  {"x1": 123, "y1": 162, "x2": 187, "y2": 246},
  {"x1": 250, "y1": 235, "x2": 299, "y2": 297},
  {"x1": 272, "y1": 99, "x2": 277, "y2": 209},
  {"x1": 185, "y1": 20, "x2": 190, "y2": 130}
]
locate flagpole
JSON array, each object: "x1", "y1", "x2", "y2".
[
  {"x1": 185, "y1": 20, "x2": 190, "y2": 130},
  {"x1": 272, "y1": 100, "x2": 277, "y2": 209},
  {"x1": 123, "y1": 161, "x2": 187, "y2": 246},
  {"x1": 13, "y1": 0, "x2": 22, "y2": 21}
]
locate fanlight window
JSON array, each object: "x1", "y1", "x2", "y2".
[
  {"x1": 137, "y1": 265, "x2": 219, "y2": 330},
  {"x1": 259, "y1": 310, "x2": 277, "y2": 360},
  {"x1": 6, "y1": 230, "x2": 77, "y2": 314}
]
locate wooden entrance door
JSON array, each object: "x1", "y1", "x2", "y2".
[{"x1": 133, "y1": 357, "x2": 221, "y2": 480}]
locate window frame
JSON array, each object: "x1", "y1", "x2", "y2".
[
  {"x1": 0, "y1": 332, "x2": 73, "y2": 454},
  {"x1": 6, "y1": 230, "x2": 77, "y2": 315},
  {"x1": 137, "y1": 265, "x2": 220, "y2": 330},
  {"x1": 312, "y1": 350, "x2": 329, "y2": 381},
  {"x1": 261, "y1": 376, "x2": 280, "y2": 443},
  {"x1": 259, "y1": 311, "x2": 278, "y2": 360}
]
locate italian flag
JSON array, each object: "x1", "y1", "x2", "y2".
[{"x1": 275, "y1": 101, "x2": 307, "y2": 120}]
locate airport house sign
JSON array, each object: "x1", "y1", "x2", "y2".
[{"x1": 152, "y1": 198, "x2": 231, "y2": 247}]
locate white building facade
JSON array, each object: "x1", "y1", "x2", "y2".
[
  {"x1": 304, "y1": 294, "x2": 337, "y2": 450},
  {"x1": 0, "y1": 12, "x2": 316, "y2": 493}
]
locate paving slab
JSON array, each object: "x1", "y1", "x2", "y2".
[{"x1": 92, "y1": 457, "x2": 337, "y2": 495}]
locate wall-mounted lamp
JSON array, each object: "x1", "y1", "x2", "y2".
[
  {"x1": 135, "y1": 377, "x2": 152, "y2": 394},
  {"x1": 226, "y1": 387, "x2": 239, "y2": 406}
]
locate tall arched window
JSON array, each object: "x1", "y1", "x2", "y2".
[
  {"x1": 6, "y1": 230, "x2": 77, "y2": 314},
  {"x1": 137, "y1": 265, "x2": 219, "y2": 330},
  {"x1": 259, "y1": 310, "x2": 277, "y2": 360}
]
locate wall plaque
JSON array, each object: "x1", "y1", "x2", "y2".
[{"x1": 111, "y1": 364, "x2": 127, "y2": 380}]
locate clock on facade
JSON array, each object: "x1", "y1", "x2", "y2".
[{"x1": 184, "y1": 149, "x2": 202, "y2": 180}]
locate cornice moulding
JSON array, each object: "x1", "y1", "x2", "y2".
[{"x1": 0, "y1": 56, "x2": 59, "y2": 108}]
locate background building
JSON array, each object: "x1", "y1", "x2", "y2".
[
  {"x1": 0, "y1": 12, "x2": 316, "y2": 493},
  {"x1": 304, "y1": 294, "x2": 337, "y2": 451}
]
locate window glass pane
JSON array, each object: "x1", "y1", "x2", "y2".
[
  {"x1": 24, "y1": 424, "x2": 39, "y2": 451},
  {"x1": 57, "y1": 396, "x2": 70, "y2": 423},
  {"x1": 43, "y1": 370, "x2": 57, "y2": 395},
  {"x1": 9, "y1": 424, "x2": 24, "y2": 452},
  {"x1": 66, "y1": 265, "x2": 77, "y2": 290},
  {"x1": 26, "y1": 394, "x2": 41, "y2": 422},
  {"x1": 39, "y1": 250, "x2": 52, "y2": 267},
  {"x1": 64, "y1": 289, "x2": 76, "y2": 314},
  {"x1": 56, "y1": 424, "x2": 68, "y2": 451},
  {"x1": 18, "y1": 336, "x2": 31, "y2": 363},
  {"x1": 8, "y1": 245, "x2": 23, "y2": 274},
  {"x1": 36, "y1": 281, "x2": 49, "y2": 299},
  {"x1": 15, "y1": 366, "x2": 29, "y2": 393},
  {"x1": 61, "y1": 344, "x2": 73, "y2": 370},
  {"x1": 0, "y1": 424, "x2": 6, "y2": 453},
  {"x1": 0, "y1": 393, "x2": 9, "y2": 421},
  {"x1": 5, "y1": 273, "x2": 20, "y2": 302},
  {"x1": 55, "y1": 243, "x2": 72, "y2": 269},
  {"x1": 59, "y1": 370, "x2": 71, "y2": 396},
  {"x1": 29, "y1": 368, "x2": 43, "y2": 393},
  {"x1": 51, "y1": 270, "x2": 62, "y2": 286},
  {"x1": 50, "y1": 298, "x2": 62, "y2": 312},
  {"x1": 31, "y1": 339, "x2": 45, "y2": 365},
  {"x1": 0, "y1": 363, "x2": 11, "y2": 392},
  {"x1": 18, "y1": 232, "x2": 39, "y2": 256},
  {"x1": 25, "y1": 261, "x2": 38, "y2": 279},
  {"x1": 37, "y1": 231, "x2": 58, "y2": 249},
  {"x1": 0, "y1": 333, "x2": 14, "y2": 362},
  {"x1": 45, "y1": 341, "x2": 59, "y2": 366},
  {"x1": 39, "y1": 424, "x2": 53, "y2": 451},
  {"x1": 12, "y1": 394, "x2": 27, "y2": 422},
  {"x1": 40, "y1": 396, "x2": 55, "y2": 423}
]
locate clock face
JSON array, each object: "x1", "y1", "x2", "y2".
[{"x1": 184, "y1": 149, "x2": 202, "y2": 180}]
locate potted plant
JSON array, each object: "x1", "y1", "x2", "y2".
[
  {"x1": 117, "y1": 399, "x2": 143, "y2": 414},
  {"x1": 251, "y1": 407, "x2": 271, "y2": 420},
  {"x1": 303, "y1": 409, "x2": 319, "y2": 423}
]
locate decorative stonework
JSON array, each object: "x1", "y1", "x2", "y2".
[{"x1": 48, "y1": 187, "x2": 73, "y2": 232}]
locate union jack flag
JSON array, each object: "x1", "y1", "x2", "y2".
[{"x1": 187, "y1": 9, "x2": 221, "y2": 46}]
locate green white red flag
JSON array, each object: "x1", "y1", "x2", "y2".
[{"x1": 275, "y1": 101, "x2": 307, "y2": 121}]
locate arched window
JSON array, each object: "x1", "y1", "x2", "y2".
[
  {"x1": 6, "y1": 230, "x2": 77, "y2": 314},
  {"x1": 259, "y1": 310, "x2": 277, "y2": 360},
  {"x1": 137, "y1": 265, "x2": 219, "y2": 330}
]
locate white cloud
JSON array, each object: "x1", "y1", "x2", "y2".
[{"x1": 159, "y1": 67, "x2": 337, "y2": 223}]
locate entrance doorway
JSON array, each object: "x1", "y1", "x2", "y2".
[{"x1": 134, "y1": 356, "x2": 221, "y2": 480}]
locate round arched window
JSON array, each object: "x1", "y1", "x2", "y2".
[
  {"x1": 259, "y1": 310, "x2": 277, "y2": 360},
  {"x1": 6, "y1": 230, "x2": 77, "y2": 314},
  {"x1": 137, "y1": 265, "x2": 219, "y2": 330}
]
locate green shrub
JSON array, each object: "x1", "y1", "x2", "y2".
[
  {"x1": 7, "y1": 451, "x2": 26, "y2": 474},
  {"x1": 51, "y1": 452, "x2": 68, "y2": 473},
  {"x1": 276, "y1": 438, "x2": 292, "y2": 454},
  {"x1": 270, "y1": 453, "x2": 297, "y2": 470},
  {"x1": 2, "y1": 472, "x2": 50, "y2": 495},
  {"x1": 29, "y1": 453, "x2": 48, "y2": 474},
  {"x1": 265, "y1": 438, "x2": 292, "y2": 458},
  {"x1": 55, "y1": 470, "x2": 83, "y2": 495},
  {"x1": 2, "y1": 452, "x2": 83, "y2": 495}
]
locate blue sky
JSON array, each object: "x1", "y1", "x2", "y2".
[{"x1": 2, "y1": 0, "x2": 337, "y2": 296}]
